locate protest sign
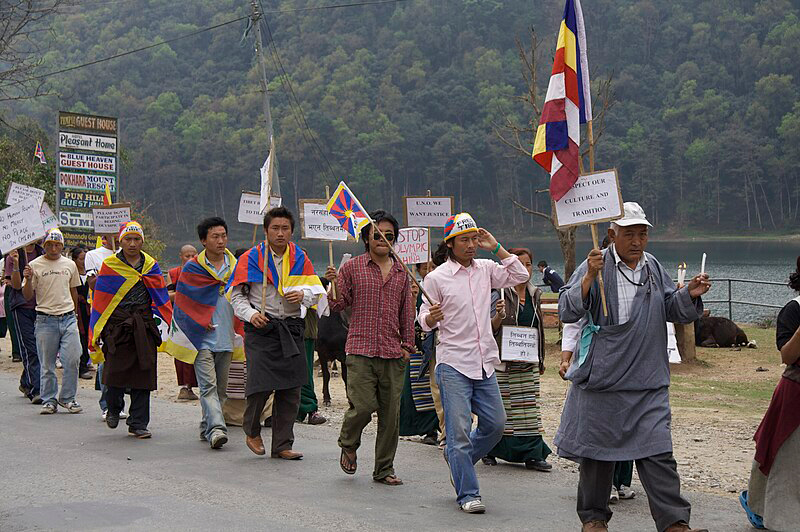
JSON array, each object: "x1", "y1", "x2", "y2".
[
  {"x1": 403, "y1": 196, "x2": 453, "y2": 227},
  {"x1": 91, "y1": 203, "x2": 131, "y2": 234},
  {"x1": 6, "y1": 182, "x2": 46, "y2": 207},
  {"x1": 238, "y1": 191, "x2": 281, "y2": 225},
  {"x1": 299, "y1": 199, "x2": 349, "y2": 241},
  {"x1": 395, "y1": 227, "x2": 430, "y2": 265},
  {"x1": 0, "y1": 198, "x2": 47, "y2": 254},
  {"x1": 40, "y1": 202, "x2": 58, "y2": 233},
  {"x1": 553, "y1": 169, "x2": 624, "y2": 228},
  {"x1": 500, "y1": 326, "x2": 540, "y2": 363}
]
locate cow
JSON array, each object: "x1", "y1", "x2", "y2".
[
  {"x1": 316, "y1": 307, "x2": 350, "y2": 407},
  {"x1": 694, "y1": 315, "x2": 757, "y2": 348}
]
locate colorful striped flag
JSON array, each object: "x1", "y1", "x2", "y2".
[
  {"x1": 226, "y1": 241, "x2": 324, "y2": 298},
  {"x1": 33, "y1": 142, "x2": 46, "y2": 164},
  {"x1": 326, "y1": 181, "x2": 371, "y2": 239},
  {"x1": 532, "y1": 0, "x2": 592, "y2": 201}
]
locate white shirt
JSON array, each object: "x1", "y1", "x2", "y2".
[
  {"x1": 610, "y1": 244, "x2": 647, "y2": 325},
  {"x1": 85, "y1": 246, "x2": 114, "y2": 277}
]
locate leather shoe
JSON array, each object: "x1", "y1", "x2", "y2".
[
  {"x1": 272, "y1": 449, "x2": 303, "y2": 460},
  {"x1": 665, "y1": 523, "x2": 708, "y2": 532},
  {"x1": 581, "y1": 520, "x2": 608, "y2": 532},
  {"x1": 246, "y1": 436, "x2": 266, "y2": 456},
  {"x1": 307, "y1": 411, "x2": 327, "y2": 425}
]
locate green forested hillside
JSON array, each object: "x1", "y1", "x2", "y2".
[{"x1": 4, "y1": 0, "x2": 800, "y2": 244}]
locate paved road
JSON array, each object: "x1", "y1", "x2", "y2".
[{"x1": 0, "y1": 372, "x2": 750, "y2": 531}]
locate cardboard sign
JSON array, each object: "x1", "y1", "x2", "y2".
[
  {"x1": 0, "y1": 198, "x2": 47, "y2": 254},
  {"x1": 500, "y1": 326, "x2": 540, "y2": 363},
  {"x1": 553, "y1": 169, "x2": 624, "y2": 228},
  {"x1": 91, "y1": 203, "x2": 131, "y2": 234},
  {"x1": 238, "y1": 192, "x2": 281, "y2": 225},
  {"x1": 300, "y1": 200, "x2": 350, "y2": 241},
  {"x1": 404, "y1": 196, "x2": 453, "y2": 227},
  {"x1": 58, "y1": 131, "x2": 117, "y2": 153},
  {"x1": 395, "y1": 227, "x2": 430, "y2": 265},
  {"x1": 40, "y1": 202, "x2": 58, "y2": 233},
  {"x1": 6, "y1": 182, "x2": 46, "y2": 207}
]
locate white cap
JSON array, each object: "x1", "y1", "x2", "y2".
[{"x1": 615, "y1": 202, "x2": 652, "y2": 227}]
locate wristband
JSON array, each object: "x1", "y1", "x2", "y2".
[{"x1": 492, "y1": 243, "x2": 501, "y2": 255}]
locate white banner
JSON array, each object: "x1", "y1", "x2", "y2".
[
  {"x1": 300, "y1": 200, "x2": 349, "y2": 241},
  {"x1": 500, "y1": 326, "x2": 540, "y2": 363},
  {"x1": 6, "y1": 182, "x2": 46, "y2": 207},
  {"x1": 238, "y1": 192, "x2": 281, "y2": 225},
  {"x1": 58, "y1": 152, "x2": 116, "y2": 173},
  {"x1": 40, "y1": 202, "x2": 58, "y2": 233},
  {"x1": 0, "y1": 198, "x2": 47, "y2": 254},
  {"x1": 58, "y1": 131, "x2": 117, "y2": 153},
  {"x1": 404, "y1": 196, "x2": 453, "y2": 227},
  {"x1": 395, "y1": 227, "x2": 430, "y2": 265},
  {"x1": 92, "y1": 204, "x2": 131, "y2": 234},
  {"x1": 553, "y1": 169, "x2": 624, "y2": 228}
]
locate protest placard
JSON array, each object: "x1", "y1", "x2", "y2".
[
  {"x1": 500, "y1": 326, "x2": 540, "y2": 363},
  {"x1": 553, "y1": 169, "x2": 624, "y2": 228},
  {"x1": 238, "y1": 191, "x2": 281, "y2": 225},
  {"x1": 0, "y1": 198, "x2": 47, "y2": 254},
  {"x1": 299, "y1": 199, "x2": 349, "y2": 241},
  {"x1": 40, "y1": 202, "x2": 58, "y2": 233},
  {"x1": 6, "y1": 182, "x2": 46, "y2": 207},
  {"x1": 395, "y1": 227, "x2": 430, "y2": 265},
  {"x1": 91, "y1": 203, "x2": 131, "y2": 234},
  {"x1": 403, "y1": 196, "x2": 453, "y2": 227}
]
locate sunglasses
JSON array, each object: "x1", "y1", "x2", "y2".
[{"x1": 373, "y1": 232, "x2": 395, "y2": 242}]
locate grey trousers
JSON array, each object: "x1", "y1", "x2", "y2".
[
  {"x1": 243, "y1": 387, "x2": 301, "y2": 454},
  {"x1": 577, "y1": 453, "x2": 691, "y2": 531}
]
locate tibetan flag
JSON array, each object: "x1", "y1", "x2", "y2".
[
  {"x1": 532, "y1": 0, "x2": 592, "y2": 201},
  {"x1": 103, "y1": 182, "x2": 112, "y2": 205},
  {"x1": 33, "y1": 142, "x2": 46, "y2": 164},
  {"x1": 88, "y1": 252, "x2": 173, "y2": 363},
  {"x1": 326, "y1": 181, "x2": 371, "y2": 239},
  {"x1": 163, "y1": 249, "x2": 245, "y2": 364},
  {"x1": 226, "y1": 241, "x2": 324, "y2": 299}
]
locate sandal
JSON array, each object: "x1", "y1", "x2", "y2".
[
  {"x1": 374, "y1": 475, "x2": 403, "y2": 486},
  {"x1": 340, "y1": 448, "x2": 357, "y2": 475}
]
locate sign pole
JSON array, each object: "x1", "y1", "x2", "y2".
[
  {"x1": 111, "y1": 236, "x2": 116, "y2": 252},
  {"x1": 260, "y1": 138, "x2": 276, "y2": 318},
  {"x1": 587, "y1": 120, "x2": 608, "y2": 317},
  {"x1": 251, "y1": 225, "x2": 257, "y2": 247},
  {"x1": 325, "y1": 185, "x2": 337, "y2": 299}
]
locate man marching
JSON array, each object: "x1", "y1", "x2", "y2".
[
  {"x1": 229, "y1": 207, "x2": 324, "y2": 460},
  {"x1": 556, "y1": 202, "x2": 710, "y2": 532},
  {"x1": 89, "y1": 222, "x2": 172, "y2": 439},
  {"x1": 418, "y1": 213, "x2": 529, "y2": 513},
  {"x1": 166, "y1": 217, "x2": 239, "y2": 449}
]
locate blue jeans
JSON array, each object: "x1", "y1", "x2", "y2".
[
  {"x1": 35, "y1": 312, "x2": 82, "y2": 406},
  {"x1": 436, "y1": 363, "x2": 506, "y2": 505},
  {"x1": 194, "y1": 349, "x2": 232, "y2": 440},
  {"x1": 13, "y1": 307, "x2": 40, "y2": 397}
]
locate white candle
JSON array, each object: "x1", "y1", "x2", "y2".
[
  {"x1": 701, "y1": 253, "x2": 707, "y2": 275},
  {"x1": 677, "y1": 263, "x2": 686, "y2": 286}
]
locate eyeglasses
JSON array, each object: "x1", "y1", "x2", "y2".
[{"x1": 373, "y1": 232, "x2": 395, "y2": 242}]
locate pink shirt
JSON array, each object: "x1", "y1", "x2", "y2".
[{"x1": 419, "y1": 255, "x2": 530, "y2": 380}]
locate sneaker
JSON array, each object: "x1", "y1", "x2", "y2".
[
  {"x1": 12, "y1": 354, "x2": 22, "y2": 362},
  {"x1": 101, "y1": 409, "x2": 107, "y2": 421},
  {"x1": 106, "y1": 411, "x2": 120, "y2": 429},
  {"x1": 617, "y1": 486, "x2": 636, "y2": 500},
  {"x1": 59, "y1": 401, "x2": 83, "y2": 414},
  {"x1": 460, "y1": 499, "x2": 486, "y2": 514},
  {"x1": 79, "y1": 371, "x2": 93, "y2": 380},
  {"x1": 119, "y1": 410, "x2": 129, "y2": 419},
  {"x1": 129, "y1": 428, "x2": 152, "y2": 439},
  {"x1": 40, "y1": 403, "x2": 57, "y2": 415},
  {"x1": 30, "y1": 395, "x2": 42, "y2": 405},
  {"x1": 307, "y1": 411, "x2": 327, "y2": 425},
  {"x1": 421, "y1": 433, "x2": 438, "y2": 446},
  {"x1": 609, "y1": 488, "x2": 619, "y2": 504},
  {"x1": 210, "y1": 432, "x2": 228, "y2": 449}
]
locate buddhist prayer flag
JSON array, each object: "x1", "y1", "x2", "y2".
[
  {"x1": 532, "y1": 0, "x2": 592, "y2": 201},
  {"x1": 326, "y1": 181, "x2": 371, "y2": 239},
  {"x1": 33, "y1": 142, "x2": 46, "y2": 164}
]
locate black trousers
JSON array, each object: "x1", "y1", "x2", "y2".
[
  {"x1": 577, "y1": 453, "x2": 691, "y2": 531},
  {"x1": 106, "y1": 387, "x2": 150, "y2": 430},
  {"x1": 243, "y1": 387, "x2": 301, "y2": 454}
]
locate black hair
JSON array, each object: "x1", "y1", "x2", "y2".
[
  {"x1": 197, "y1": 216, "x2": 228, "y2": 241},
  {"x1": 263, "y1": 206, "x2": 295, "y2": 232},
  {"x1": 601, "y1": 236, "x2": 611, "y2": 249},
  {"x1": 234, "y1": 247, "x2": 249, "y2": 258},
  {"x1": 361, "y1": 210, "x2": 400, "y2": 251},
  {"x1": 790, "y1": 255, "x2": 800, "y2": 293},
  {"x1": 70, "y1": 246, "x2": 86, "y2": 261},
  {"x1": 537, "y1": 260, "x2": 547, "y2": 268},
  {"x1": 433, "y1": 240, "x2": 454, "y2": 265}
]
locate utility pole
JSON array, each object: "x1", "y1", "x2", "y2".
[{"x1": 250, "y1": 0, "x2": 280, "y2": 197}]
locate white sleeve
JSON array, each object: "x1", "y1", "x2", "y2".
[
  {"x1": 561, "y1": 315, "x2": 586, "y2": 353},
  {"x1": 231, "y1": 284, "x2": 257, "y2": 324}
]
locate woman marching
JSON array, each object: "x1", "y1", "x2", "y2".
[
  {"x1": 483, "y1": 247, "x2": 552, "y2": 472},
  {"x1": 740, "y1": 256, "x2": 800, "y2": 531}
]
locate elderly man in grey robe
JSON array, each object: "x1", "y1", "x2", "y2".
[{"x1": 556, "y1": 202, "x2": 711, "y2": 532}]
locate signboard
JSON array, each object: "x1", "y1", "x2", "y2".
[
  {"x1": 57, "y1": 111, "x2": 119, "y2": 245},
  {"x1": 299, "y1": 199, "x2": 349, "y2": 241},
  {"x1": 58, "y1": 131, "x2": 117, "y2": 154},
  {"x1": 499, "y1": 326, "x2": 540, "y2": 363},
  {"x1": 553, "y1": 169, "x2": 624, "y2": 228},
  {"x1": 5, "y1": 182, "x2": 46, "y2": 207},
  {"x1": 395, "y1": 227, "x2": 430, "y2": 265},
  {"x1": 92, "y1": 203, "x2": 131, "y2": 234},
  {"x1": 0, "y1": 198, "x2": 47, "y2": 254},
  {"x1": 40, "y1": 202, "x2": 58, "y2": 233},
  {"x1": 404, "y1": 196, "x2": 453, "y2": 227},
  {"x1": 238, "y1": 191, "x2": 281, "y2": 225}
]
